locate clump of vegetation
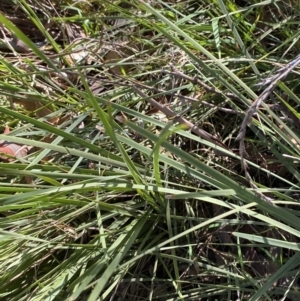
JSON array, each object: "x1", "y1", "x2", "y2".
[{"x1": 0, "y1": 0, "x2": 300, "y2": 300}]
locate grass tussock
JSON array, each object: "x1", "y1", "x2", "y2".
[{"x1": 0, "y1": 0, "x2": 300, "y2": 300}]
